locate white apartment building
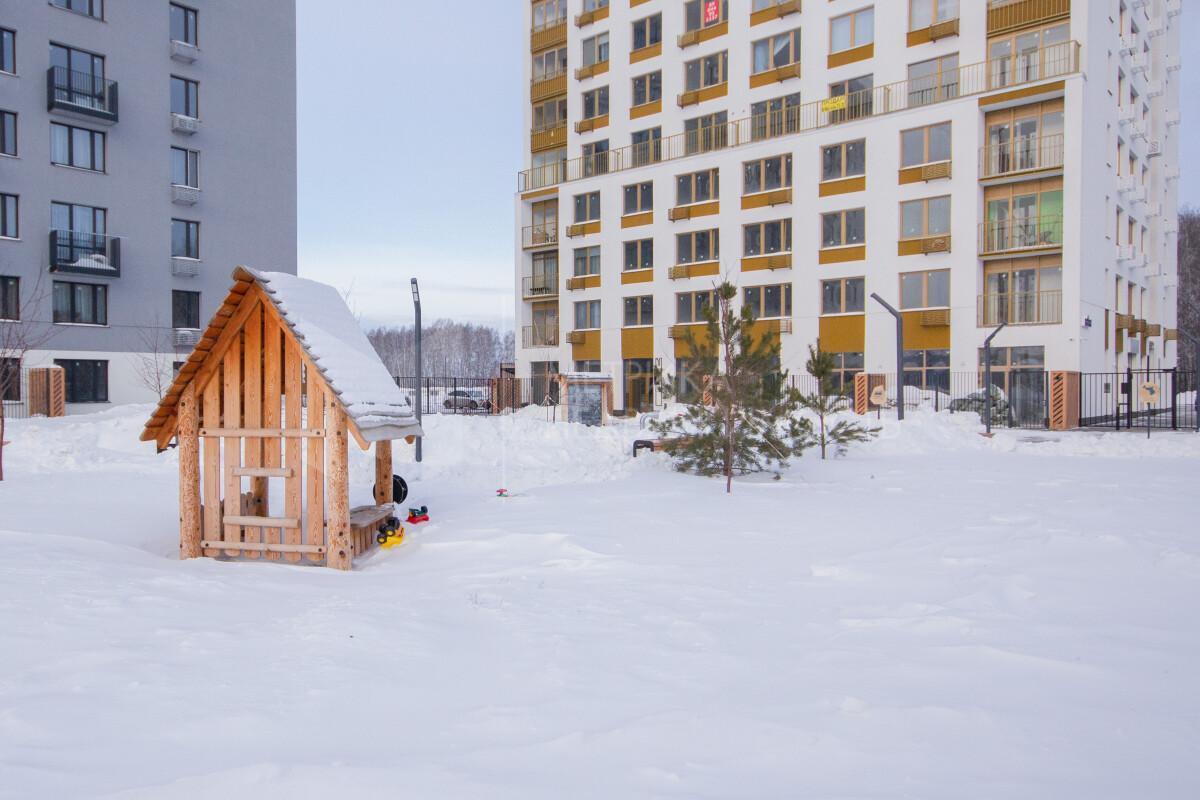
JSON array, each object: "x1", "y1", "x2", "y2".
[{"x1": 514, "y1": 0, "x2": 1183, "y2": 413}]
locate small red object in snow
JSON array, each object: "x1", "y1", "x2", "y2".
[{"x1": 496, "y1": 488, "x2": 509, "y2": 498}]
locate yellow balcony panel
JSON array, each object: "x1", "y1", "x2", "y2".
[
  {"x1": 621, "y1": 326, "x2": 654, "y2": 359},
  {"x1": 531, "y1": 72, "x2": 567, "y2": 102},
  {"x1": 987, "y1": 0, "x2": 1070, "y2": 36},
  {"x1": 669, "y1": 260, "x2": 720, "y2": 280},
  {"x1": 521, "y1": 186, "x2": 558, "y2": 201},
  {"x1": 621, "y1": 268, "x2": 654, "y2": 285},
  {"x1": 749, "y1": 63, "x2": 801, "y2": 89},
  {"x1": 575, "y1": 5, "x2": 610, "y2": 27},
  {"x1": 575, "y1": 114, "x2": 609, "y2": 134},
  {"x1": 631, "y1": 0, "x2": 652, "y2": 6},
  {"x1": 566, "y1": 220, "x2": 601, "y2": 239},
  {"x1": 748, "y1": 319, "x2": 792, "y2": 344},
  {"x1": 678, "y1": 82, "x2": 728, "y2": 108},
  {"x1": 1165, "y1": 328, "x2": 1178, "y2": 342},
  {"x1": 827, "y1": 42, "x2": 874, "y2": 70},
  {"x1": 630, "y1": 42, "x2": 662, "y2": 64},
  {"x1": 898, "y1": 235, "x2": 951, "y2": 256},
  {"x1": 741, "y1": 187, "x2": 792, "y2": 210},
  {"x1": 668, "y1": 200, "x2": 720, "y2": 221},
  {"x1": 678, "y1": 20, "x2": 728, "y2": 49},
  {"x1": 531, "y1": 123, "x2": 567, "y2": 153},
  {"x1": 671, "y1": 323, "x2": 711, "y2": 357},
  {"x1": 571, "y1": 329, "x2": 601, "y2": 360},
  {"x1": 575, "y1": 60, "x2": 610, "y2": 81},
  {"x1": 818, "y1": 245, "x2": 866, "y2": 265},
  {"x1": 1146, "y1": 323, "x2": 1162, "y2": 337},
  {"x1": 901, "y1": 310, "x2": 951, "y2": 349},
  {"x1": 531, "y1": 20, "x2": 568, "y2": 52},
  {"x1": 566, "y1": 274, "x2": 601, "y2": 291},
  {"x1": 898, "y1": 160, "x2": 952, "y2": 185},
  {"x1": 907, "y1": 18, "x2": 959, "y2": 47},
  {"x1": 979, "y1": 80, "x2": 1066, "y2": 109},
  {"x1": 621, "y1": 211, "x2": 654, "y2": 228},
  {"x1": 818, "y1": 314, "x2": 865, "y2": 353},
  {"x1": 630, "y1": 99, "x2": 662, "y2": 120},
  {"x1": 818, "y1": 176, "x2": 866, "y2": 197},
  {"x1": 741, "y1": 253, "x2": 792, "y2": 272},
  {"x1": 750, "y1": 0, "x2": 802, "y2": 27}
]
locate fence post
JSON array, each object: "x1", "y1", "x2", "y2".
[
  {"x1": 1125, "y1": 368, "x2": 1134, "y2": 430},
  {"x1": 1169, "y1": 368, "x2": 1178, "y2": 430}
]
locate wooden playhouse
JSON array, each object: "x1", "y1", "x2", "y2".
[{"x1": 141, "y1": 267, "x2": 423, "y2": 570}]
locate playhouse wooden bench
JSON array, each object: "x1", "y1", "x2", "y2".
[
  {"x1": 349, "y1": 504, "x2": 396, "y2": 557},
  {"x1": 632, "y1": 435, "x2": 694, "y2": 457}
]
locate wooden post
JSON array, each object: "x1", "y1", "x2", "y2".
[
  {"x1": 178, "y1": 383, "x2": 202, "y2": 559},
  {"x1": 326, "y1": 402, "x2": 352, "y2": 571},
  {"x1": 374, "y1": 439, "x2": 393, "y2": 505}
]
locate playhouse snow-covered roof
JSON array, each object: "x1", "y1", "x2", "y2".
[{"x1": 141, "y1": 266, "x2": 422, "y2": 446}]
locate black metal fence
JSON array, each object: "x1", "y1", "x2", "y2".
[
  {"x1": 1080, "y1": 369, "x2": 1199, "y2": 431},
  {"x1": 392, "y1": 376, "x2": 556, "y2": 416}
]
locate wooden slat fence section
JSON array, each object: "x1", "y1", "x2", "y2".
[
  {"x1": 201, "y1": 367, "x2": 221, "y2": 557},
  {"x1": 283, "y1": 339, "x2": 303, "y2": 562},
  {"x1": 242, "y1": 304, "x2": 263, "y2": 558},
  {"x1": 306, "y1": 380, "x2": 326, "y2": 563},
  {"x1": 262, "y1": 314, "x2": 283, "y2": 559},
  {"x1": 221, "y1": 340, "x2": 242, "y2": 557}
]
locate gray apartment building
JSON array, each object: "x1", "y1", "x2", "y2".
[{"x1": 0, "y1": 0, "x2": 296, "y2": 412}]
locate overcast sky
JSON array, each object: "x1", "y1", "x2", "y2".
[{"x1": 295, "y1": 1, "x2": 1199, "y2": 330}]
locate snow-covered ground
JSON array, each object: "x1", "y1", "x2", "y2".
[{"x1": 1, "y1": 406, "x2": 1198, "y2": 799}]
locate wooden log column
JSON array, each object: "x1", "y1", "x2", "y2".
[
  {"x1": 326, "y1": 401, "x2": 352, "y2": 570},
  {"x1": 374, "y1": 439, "x2": 393, "y2": 505},
  {"x1": 178, "y1": 383, "x2": 202, "y2": 559}
]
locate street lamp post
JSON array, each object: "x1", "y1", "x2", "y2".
[
  {"x1": 411, "y1": 278, "x2": 423, "y2": 462},
  {"x1": 982, "y1": 322, "x2": 1007, "y2": 435},
  {"x1": 870, "y1": 293, "x2": 905, "y2": 421}
]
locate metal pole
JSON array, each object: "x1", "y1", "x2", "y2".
[
  {"x1": 870, "y1": 293, "x2": 905, "y2": 421},
  {"x1": 982, "y1": 322, "x2": 1007, "y2": 435},
  {"x1": 411, "y1": 278, "x2": 423, "y2": 463}
]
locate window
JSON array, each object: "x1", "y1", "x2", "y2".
[
  {"x1": 907, "y1": 54, "x2": 959, "y2": 106},
  {"x1": 581, "y1": 33, "x2": 609, "y2": 67},
  {"x1": 827, "y1": 352, "x2": 864, "y2": 393},
  {"x1": 0, "y1": 194, "x2": 16, "y2": 238},
  {"x1": 750, "y1": 92, "x2": 802, "y2": 139},
  {"x1": 743, "y1": 154, "x2": 792, "y2": 194},
  {"x1": 574, "y1": 299, "x2": 601, "y2": 330},
  {"x1": 0, "y1": 357, "x2": 18, "y2": 402},
  {"x1": 982, "y1": 261, "x2": 1061, "y2": 325},
  {"x1": 171, "y1": 76, "x2": 199, "y2": 118},
  {"x1": 573, "y1": 245, "x2": 601, "y2": 276},
  {"x1": 632, "y1": 71, "x2": 662, "y2": 106},
  {"x1": 532, "y1": 0, "x2": 568, "y2": 29},
  {"x1": 172, "y1": 290, "x2": 200, "y2": 329},
  {"x1": 171, "y1": 218, "x2": 200, "y2": 259},
  {"x1": 623, "y1": 182, "x2": 652, "y2": 215},
  {"x1": 684, "y1": 111, "x2": 728, "y2": 154},
  {"x1": 582, "y1": 139, "x2": 609, "y2": 176},
  {"x1": 830, "y1": 7, "x2": 874, "y2": 53},
  {"x1": 752, "y1": 29, "x2": 801, "y2": 74},
  {"x1": 985, "y1": 104, "x2": 1063, "y2": 176},
  {"x1": 56, "y1": 359, "x2": 108, "y2": 403},
  {"x1": 676, "y1": 168, "x2": 719, "y2": 205},
  {"x1": 530, "y1": 251, "x2": 558, "y2": 292},
  {"x1": 0, "y1": 275, "x2": 18, "y2": 321},
  {"x1": 533, "y1": 97, "x2": 567, "y2": 130},
  {"x1": 0, "y1": 110, "x2": 14, "y2": 156},
  {"x1": 50, "y1": 123, "x2": 105, "y2": 171},
  {"x1": 743, "y1": 284, "x2": 792, "y2": 319},
  {"x1": 631, "y1": 127, "x2": 662, "y2": 166},
  {"x1": 0, "y1": 29, "x2": 13, "y2": 74},
  {"x1": 684, "y1": 0, "x2": 728, "y2": 32},
  {"x1": 582, "y1": 86, "x2": 609, "y2": 119},
  {"x1": 624, "y1": 239, "x2": 653, "y2": 271},
  {"x1": 984, "y1": 185, "x2": 1063, "y2": 250},
  {"x1": 171, "y1": 146, "x2": 199, "y2": 187},
  {"x1": 901, "y1": 121, "x2": 951, "y2": 167},
  {"x1": 900, "y1": 196, "x2": 950, "y2": 239},
  {"x1": 676, "y1": 229, "x2": 719, "y2": 264},
  {"x1": 574, "y1": 191, "x2": 600, "y2": 223},
  {"x1": 676, "y1": 290, "x2": 714, "y2": 323},
  {"x1": 822, "y1": 209, "x2": 865, "y2": 248},
  {"x1": 170, "y1": 4, "x2": 198, "y2": 45},
  {"x1": 51, "y1": 203, "x2": 106, "y2": 249},
  {"x1": 52, "y1": 280, "x2": 107, "y2": 325},
  {"x1": 821, "y1": 139, "x2": 865, "y2": 181},
  {"x1": 899, "y1": 269, "x2": 950, "y2": 309},
  {"x1": 532, "y1": 47, "x2": 567, "y2": 81},
  {"x1": 909, "y1": 0, "x2": 958, "y2": 31},
  {"x1": 684, "y1": 51, "x2": 728, "y2": 91},
  {"x1": 632, "y1": 14, "x2": 662, "y2": 50},
  {"x1": 574, "y1": 360, "x2": 601, "y2": 373},
  {"x1": 828, "y1": 75, "x2": 874, "y2": 121},
  {"x1": 822, "y1": 277, "x2": 865, "y2": 314},
  {"x1": 743, "y1": 219, "x2": 792, "y2": 256},
  {"x1": 988, "y1": 22, "x2": 1070, "y2": 89},
  {"x1": 624, "y1": 296, "x2": 653, "y2": 326},
  {"x1": 51, "y1": 0, "x2": 104, "y2": 19},
  {"x1": 902, "y1": 349, "x2": 949, "y2": 392}
]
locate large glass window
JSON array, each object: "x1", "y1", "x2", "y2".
[
  {"x1": 574, "y1": 191, "x2": 601, "y2": 222},
  {"x1": 751, "y1": 92, "x2": 801, "y2": 140},
  {"x1": 51, "y1": 0, "x2": 104, "y2": 19},
  {"x1": 0, "y1": 275, "x2": 19, "y2": 321},
  {"x1": 821, "y1": 139, "x2": 866, "y2": 181},
  {"x1": 900, "y1": 196, "x2": 951, "y2": 239},
  {"x1": 830, "y1": 7, "x2": 874, "y2": 53},
  {"x1": 632, "y1": 71, "x2": 662, "y2": 106},
  {"x1": 532, "y1": 47, "x2": 567, "y2": 81},
  {"x1": 55, "y1": 359, "x2": 108, "y2": 403},
  {"x1": 822, "y1": 278, "x2": 865, "y2": 314},
  {"x1": 623, "y1": 239, "x2": 653, "y2": 271},
  {"x1": 828, "y1": 75, "x2": 875, "y2": 121},
  {"x1": 170, "y1": 75, "x2": 199, "y2": 117},
  {"x1": 684, "y1": 0, "x2": 728, "y2": 32},
  {"x1": 743, "y1": 220, "x2": 791, "y2": 256},
  {"x1": 169, "y1": 3, "x2": 198, "y2": 45},
  {"x1": 0, "y1": 110, "x2": 15, "y2": 156},
  {"x1": 170, "y1": 147, "x2": 199, "y2": 187},
  {"x1": 172, "y1": 290, "x2": 200, "y2": 329},
  {"x1": 623, "y1": 295, "x2": 653, "y2": 326},
  {"x1": 901, "y1": 121, "x2": 951, "y2": 167},
  {"x1": 907, "y1": 53, "x2": 959, "y2": 107},
  {"x1": 574, "y1": 299, "x2": 601, "y2": 330},
  {"x1": 821, "y1": 209, "x2": 865, "y2": 248},
  {"x1": 676, "y1": 290, "x2": 714, "y2": 323},
  {"x1": 676, "y1": 168, "x2": 719, "y2": 205},
  {"x1": 676, "y1": 230, "x2": 719, "y2": 264},
  {"x1": 582, "y1": 86, "x2": 609, "y2": 119},
  {"x1": 683, "y1": 111, "x2": 728, "y2": 154},
  {"x1": 0, "y1": 29, "x2": 13, "y2": 74},
  {"x1": 909, "y1": 0, "x2": 959, "y2": 30},
  {"x1": 531, "y1": 0, "x2": 568, "y2": 30},
  {"x1": 0, "y1": 194, "x2": 17, "y2": 239},
  {"x1": 623, "y1": 181, "x2": 652, "y2": 215},
  {"x1": 743, "y1": 154, "x2": 792, "y2": 194},
  {"x1": 581, "y1": 33, "x2": 609, "y2": 67},
  {"x1": 743, "y1": 284, "x2": 792, "y2": 319},
  {"x1": 902, "y1": 349, "x2": 949, "y2": 392},
  {"x1": 51, "y1": 122, "x2": 105, "y2": 171},
  {"x1": 573, "y1": 245, "x2": 601, "y2": 276},
  {"x1": 752, "y1": 29, "x2": 801, "y2": 74},
  {"x1": 899, "y1": 269, "x2": 950, "y2": 309},
  {"x1": 632, "y1": 13, "x2": 662, "y2": 50},
  {"x1": 684, "y1": 51, "x2": 728, "y2": 91},
  {"x1": 52, "y1": 280, "x2": 107, "y2": 325},
  {"x1": 988, "y1": 23, "x2": 1070, "y2": 89},
  {"x1": 171, "y1": 218, "x2": 200, "y2": 259}
]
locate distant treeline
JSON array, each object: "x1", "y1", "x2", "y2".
[{"x1": 367, "y1": 320, "x2": 514, "y2": 378}]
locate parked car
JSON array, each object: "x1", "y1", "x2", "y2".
[{"x1": 443, "y1": 388, "x2": 491, "y2": 411}]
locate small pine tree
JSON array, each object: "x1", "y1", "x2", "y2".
[
  {"x1": 799, "y1": 345, "x2": 877, "y2": 459},
  {"x1": 652, "y1": 281, "x2": 812, "y2": 492}
]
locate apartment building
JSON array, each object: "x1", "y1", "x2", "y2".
[
  {"x1": 0, "y1": 0, "x2": 296, "y2": 412},
  {"x1": 514, "y1": 0, "x2": 1183, "y2": 413}
]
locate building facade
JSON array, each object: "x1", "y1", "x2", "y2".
[
  {"x1": 1, "y1": 0, "x2": 296, "y2": 413},
  {"x1": 514, "y1": 0, "x2": 1183, "y2": 412}
]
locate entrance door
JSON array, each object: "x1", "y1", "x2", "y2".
[{"x1": 623, "y1": 358, "x2": 655, "y2": 413}]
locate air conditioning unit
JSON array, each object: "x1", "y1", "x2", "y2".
[
  {"x1": 170, "y1": 113, "x2": 200, "y2": 135},
  {"x1": 1117, "y1": 105, "x2": 1137, "y2": 125},
  {"x1": 1146, "y1": 139, "x2": 1162, "y2": 158},
  {"x1": 1147, "y1": 16, "x2": 1168, "y2": 34},
  {"x1": 170, "y1": 184, "x2": 200, "y2": 206},
  {"x1": 170, "y1": 40, "x2": 198, "y2": 63},
  {"x1": 1146, "y1": 80, "x2": 1165, "y2": 98},
  {"x1": 1165, "y1": 54, "x2": 1181, "y2": 73},
  {"x1": 174, "y1": 329, "x2": 201, "y2": 349},
  {"x1": 1118, "y1": 175, "x2": 1136, "y2": 194},
  {"x1": 1165, "y1": 109, "x2": 1181, "y2": 127},
  {"x1": 1130, "y1": 120, "x2": 1148, "y2": 140},
  {"x1": 1129, "y1": 53, "x2": 1149, "y2": 74},
  {"x1": 171, "y1": 257, "x2": 200, "y2": 277},
  {"x1": 1118, "y1": 35, "x2": 1138, "y2": 55}
]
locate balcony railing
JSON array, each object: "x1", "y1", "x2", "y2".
[
  {"x1": 49, "y1": 230, "x2": 122, "y2": 277},
  {"x1": 987, "y1": 0, "x2": 1070, "y2": 35},
  {"x1": 977, "y1": 290, "x2": 1063, "y2": 326},
  {"x1": 978, "y1": 215, "x2": 1063, "y2": 255},
  {"x1": 522, "y1": 223, "x2": 558, "y2": 249},
  {"x1": 981, "y1": 133, "x2": 1065, "y2": 178},
  {"x1": 46, "y1": 66, "x2": 119, "y2": 124},
  {"x1": 522, "y1": 323, "x2": 560, "y2": 348},
  {"x1": 518, "y1": 41, "x2": 1079, "y2": 191},
  {"x1": 522, "y1": 274, "x2": 559, "y2": 299}
]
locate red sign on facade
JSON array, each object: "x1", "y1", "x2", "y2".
[{"x1": 703, "y1": 0, "x2": 720, "y2": 25}]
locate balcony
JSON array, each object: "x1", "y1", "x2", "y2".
[
  {"x1": 977, "y1": 290, "x2": 1062, "y2": 326},
  {"x1": 980, "y1": 133, "x2": 1064, "y2": 180},
  {"x1": 987, "y1": 0, "x2": 1070, "y2": 35},
  {"x1": 522, "y1": 323, "x2": 560, "y2": 348},
  {"x1": 978, "y1": 215, "x2": 1063, "y2": 256},
  {"x1": 750, "y1": 0, "x2": 802, "y2": 26},
  {"x1": 172, "y1": 257, "x2": 201, "y2": 278},
  {"x1": 531, "y1": 122, "x2": 567, "y2": 153},
  {"x1": 522, "y1": 223, "x2": 558, "y2": 249},
  {"x1": 531, "y1": 19, "x2": 567, "y2": 51},
  {"x1": 49, "y1": 230, "x2": 121, "y2": 277},
  {"x1": 171, "y1": 184, "x2": 201, "y2": 206},
  {"x1": 530, "y1": 70, "x2": 567, "y2": 103},
  {"x1": 522, "y1": 274, "x2": 559, "y2": 299},
  {"x1": 46, "y1": 67, "x2": 119, "y2": 125}
]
